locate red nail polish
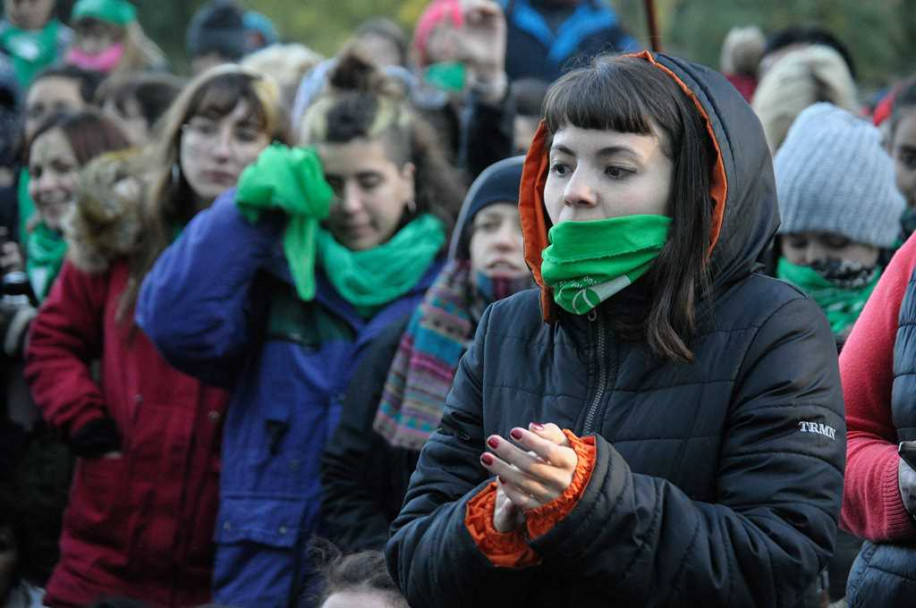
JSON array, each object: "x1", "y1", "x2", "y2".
[
  {"x1": 487, "y1": 437, "x2": 499, "y2": 449},
  {"x1": 510, "y1": 428, "x2": 523, "y2": 440},
  {"x1": 531, "y1": 422, "x2": 545, "y2": 431},
  {"x1": 480, "y1": 453, "x2": 494, "y2": 466}
]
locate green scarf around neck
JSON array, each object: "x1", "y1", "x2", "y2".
[
  {"x1": 777, "y1": 257, "x2": 879, "y2": 335},
  {"x1": 541, "y1": 214, "x2": 671, "y2": 315},
  {"x1": 26, "y1": 222, "x2": 67, "y2": 302},
  {"x1": 0, "y1": 19, "x2": 62, "y2": 88},
  {"x1": 236, "y1": 144, "x2": 445, "y2": 311}
]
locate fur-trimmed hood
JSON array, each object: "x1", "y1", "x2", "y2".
[{"x1": 65, "y1": 151, "x2": 145, "y2": 274}]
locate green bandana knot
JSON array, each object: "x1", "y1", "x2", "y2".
[
  {"x1": 541, "y1": 215, "x2": 672, "y2": 315},
  {"x1": 777, "y1": 257, "x2": 879, "y2": 335}
]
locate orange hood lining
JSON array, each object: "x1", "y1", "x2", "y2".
[{"x1": 519, "y1": 50, "x2": 729, "y2": 323}]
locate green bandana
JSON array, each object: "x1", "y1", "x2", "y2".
[
  {"x1": 777, "y1": 258, "x2": 879, "y2": 335},
  {"x1": 237, "y1": 144, "x2": 445, "y2": 312},
  {"x1": 237, "y1": 144, "x2": 333, "y2": 302},
  {"x1": 72, "y1": 0, "x2": 137, "y2": 25},
  {"x1": 317, "y1": 214, "x2": 445, "y2": 314},
  {"x1": 424, "y1": 62, "x2": 467, "y2": 93},
  {"x1": 18, "y1": 169, "x2": 34, "y2": 243},
  {"x1": 541, "y1": 215, "x2": 671, "y2": 315},
  {"x1": 0, "y1": 19, "x2": 63, "y2": 88},
  {"x1": 26, "y1": 222, "x2": 67, "y2": 302}
]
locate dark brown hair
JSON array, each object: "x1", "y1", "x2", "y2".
[
  {"x1": 28, "y1": 109, "x2": 131, "y2": 167},
  {"x1": 317, "y1": 550, "x2": 407, "y2": 607},
  {"x1": 543, "y1": 54, "x2": 716, "y2": 362},
  {"x1": 299, "y1": 48, "x2": 463, "y2": 236},
  {"x1": 95, "y1": 72, "x2": 185, "y2": 136}
]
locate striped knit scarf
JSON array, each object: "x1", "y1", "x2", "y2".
[{"x1": 373, "y1": 260, "x2": 531, "y2": 450}]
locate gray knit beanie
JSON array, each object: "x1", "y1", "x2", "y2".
[{"x1": 775, "y1": 102, "x2": 904, "y2": 248}]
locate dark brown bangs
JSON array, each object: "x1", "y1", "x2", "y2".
[
  {"x1": 543, "y1": 57, "x2": 688, "y2": 158},
  {"x1": 186, "y1": 73, "x2": 267, "y2": 130}
]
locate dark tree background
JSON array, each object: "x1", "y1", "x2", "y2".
[{"x1": 33, "y1": 0, "x2": 916, "y2": 87}]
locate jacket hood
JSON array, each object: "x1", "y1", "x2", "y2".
[
  {"x1": 65, "y1": 152, "x2": 144, "y2": 274},
  {"x1": 520, "y1": 50, "x2": 778, "y2": 321},
  {"x1": 448, "y1": 155, "x2": 526, "y2": 261}
]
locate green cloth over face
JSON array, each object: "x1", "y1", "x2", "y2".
[
  {"x1": 72, "y1": 0, "x2": 137, "y2": 25},
  {"x1": 237, "y1": 144, "x2": 334, "y2": 302},
  {"x1": 777, "y1": 257, "x2": 879, "y2": 335},
  {"x1": 424, "y1": 61, "x2": 467, "y2": 93},
  {"x1": 541, "y1": 214, "x2": 672, "y2": 315},
  {"x1": 0, "y1": 19, "x2": 62, "y2": 88},
  {"x1": 236, "y1": 144, "x2": 446, "y2": 311},
  {"x1": 26, "y1": 222, "x2": 67, "y2": 302},
  {"x1": 316, "y1": 213, "x2": 445, "y2": 314}
]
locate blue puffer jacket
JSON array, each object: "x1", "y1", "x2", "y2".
[{"x1": 136, "y1": 192, "x2": 442, "y2": 607}]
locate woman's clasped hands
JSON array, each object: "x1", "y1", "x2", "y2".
[{"x1": 479, "y1": 422, "x2": 578, "y2": 533}]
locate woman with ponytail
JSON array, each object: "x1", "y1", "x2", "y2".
[
  {"x1": 137, "y1": 50, "x2": 463, "y2": 606},
  {"x1": 386, "y1": 51, "x2": 845, "y2": 607}
]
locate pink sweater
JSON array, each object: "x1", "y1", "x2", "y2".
[{"x1": 841, "y1": 235, "x2": 916, "y2": 541}]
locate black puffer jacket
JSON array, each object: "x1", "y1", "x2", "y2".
[{"x1": 386, "y1": 52, "x2": 845, "y2": 608}]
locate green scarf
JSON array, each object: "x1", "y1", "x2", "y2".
[
  {"x1": 0, "y1": 19, "x2": 63, "y2": 88},
  {"x1": 26, "y1": 222, "x2": 67, "y2": 302},
  {"x1": 18, "y1": 169, "x2": 34, "y2": 244},
  {"x1": 317, "y1": 214, "x2": 445, "y2": 313},
  {"x1": 541, "y1": 215, "x2": 671, "y2": 315},
  {"x1": 777, "y1": 258, "x2": 879, "y2": 335},
  {"x1": 236, "y1": 144, "x2": 445, "y2": 311}
]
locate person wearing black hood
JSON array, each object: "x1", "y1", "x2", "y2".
[
  {"x1": 321, "y1": 156, "x2": 532, "y2": 553},
  {"x1": 386, "y1": 51, "x2": 845, "y2": 607}
]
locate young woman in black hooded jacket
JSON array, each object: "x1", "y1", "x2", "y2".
[{"x1": 386, "y1": 51, "x2": 845, "y2": 607}]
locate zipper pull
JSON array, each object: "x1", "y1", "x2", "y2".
[{"x1": 587, "y1": 309, "x2": 598, "y2": 322}]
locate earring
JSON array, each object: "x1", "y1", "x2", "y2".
[{"x1": 170, "y1": 162, "x2": 181, "y2": 187}]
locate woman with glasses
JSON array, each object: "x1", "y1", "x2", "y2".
[
  {"x1": 24, "y1": 65, "x2": 287, "y2": 607},
  {"x1": 136, "y1": 50, "x2": 463, "y2": 606}
]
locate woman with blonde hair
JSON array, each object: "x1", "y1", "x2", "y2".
[
  {"x1": 24, "y1": 65, "x2": 287, "y2": 607},
  {"x1": 752, "y1": 44, "x2": 858, "y2": 152},
  {"x1": 66, "y1": 0, "x2": 167, "y2": 76}
]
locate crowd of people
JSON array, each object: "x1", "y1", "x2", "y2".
[{"x1": 0, "y1": 0, "x2": 915, "y2": 607}]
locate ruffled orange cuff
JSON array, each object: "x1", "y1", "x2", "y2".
[
  {"x1": 526, "y1": 430, "x2": 596, "y2": 540},
  {"x1": 464, "y1": 429, "x2": 598, "y2": 567}
]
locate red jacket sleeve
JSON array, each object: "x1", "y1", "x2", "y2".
[
  {"x1": 24, "y1": 261, "x2": 109, "y2": 435},
  {"x1": 841, "y1": 235, "x2": 916, "y2": 541}
]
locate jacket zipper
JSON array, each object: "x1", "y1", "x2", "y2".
[{"x1": 583, "y1": 310, "x2": 607, "y2": 434}]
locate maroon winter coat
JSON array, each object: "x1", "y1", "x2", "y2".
[{"x1": 25, "y1": 259, "x2": 227, "y2": 607}]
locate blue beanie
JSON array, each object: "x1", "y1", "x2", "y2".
[{"x1": 775, "y1": 102, "x2": 905, "y2": 248}]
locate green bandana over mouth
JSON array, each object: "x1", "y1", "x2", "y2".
[
  {"x1": 540, "y1": 214, "x2": 672, "y2": 315},
  {"x1": 776, "y1": 257, "x2": 879, "y2": 335}
]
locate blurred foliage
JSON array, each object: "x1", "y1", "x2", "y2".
[
  {"x1": 28, "y1": 0, "x2": 916, "y2": 87},
  {"x1": 614, "y1": 0, "x2": 916, "y2": 89}
]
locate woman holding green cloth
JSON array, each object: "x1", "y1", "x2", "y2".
[
  {"x1": 387, "y1": 51, "x2": 846, "y2": 607},
  {"x1": 774, "y1": 103, "x2": 905, "y2": 349},
  {"x1": 136, "y1": 50, "x2": 463, "y2": 607}
]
